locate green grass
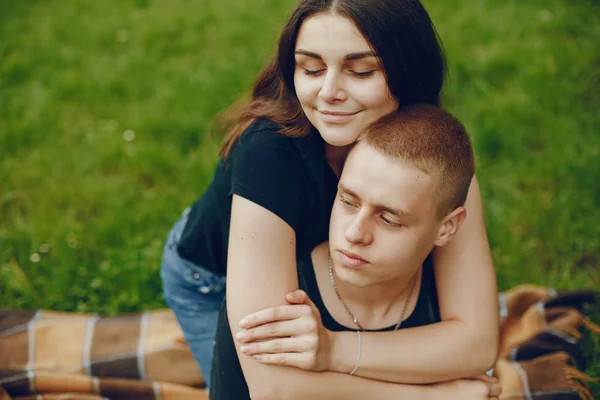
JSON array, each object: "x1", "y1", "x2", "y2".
[{"x1": 1, "y1": 0, "x2": 598, "y2": 392}]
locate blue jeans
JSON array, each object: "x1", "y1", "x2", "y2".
[{"x1": 160, "y1": 208, "x2": 226, "y2": 387}]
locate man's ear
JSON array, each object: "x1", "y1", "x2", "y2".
[{"x1": 433, "y1": 206, "x2": 467, "y2": 247}]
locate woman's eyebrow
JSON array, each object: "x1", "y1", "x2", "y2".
[
  {"x1": 295, "y1": 49, "x2": 322, "y2": 60},
  {"x1": 295, "y1": 49, "x2": 377, "y2": 61},
  {"x1": 345, "y1": 51, "x2": 377, "y2": 61}
]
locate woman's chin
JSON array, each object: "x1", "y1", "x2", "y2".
[{"x1": 319, "y1": 132, "x2": 358, "y2": 148}]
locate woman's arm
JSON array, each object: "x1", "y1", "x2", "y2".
[
  {"x1": 236, "y1": 177, "x2": 499, "y2": 384},
  {"x1": 330, "y1": 176, "x2": 499, "y2": 383},
  {"x1": 226, "y1": 196, "x2": 501, "y2": 399},
  {"x1": 245, "y1": 359, "x2": 498, "y2": 400},
  {"x1": 226, "y1": 195, "x2": 299, "y2": 397},
  {"x1": 226, "y1": 195, "x2": 413, "y2": 399}
]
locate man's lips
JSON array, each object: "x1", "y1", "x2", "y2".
[{"x1": 337, "y1": 250, "x2": 369, "y2": 269}]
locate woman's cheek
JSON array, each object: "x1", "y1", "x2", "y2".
[
  {"x1": 294, "y1": 77, "x2": 315, "y2": 103},
  {"x1": 362, "y1": 82, "x2": 395, "y2": 108}
]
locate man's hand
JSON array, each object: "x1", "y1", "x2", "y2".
[
  {"x1": 428, "y1": 374, "x2": 501, "y2": 400},
  {"x1": 235, "y1": 290, "x2": 334, "y2": 371}
]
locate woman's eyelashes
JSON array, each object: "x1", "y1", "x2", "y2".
[
  {"x1": 350, "y1": 70, "x2": 375, "y2": 78},
  {"x1": 300, "y1": 67, "x2": 376, "y2": 78},
  {"x1": 303, "y1": 68, "x2": 325, "y2": 76}
]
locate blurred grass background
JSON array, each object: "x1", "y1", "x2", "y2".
[{"x1": 1, "y1": 0, "x2": 598, "y2": 391}]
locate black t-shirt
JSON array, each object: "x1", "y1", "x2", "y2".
[
  {"x1": 210, "y1": 252, "x2": 440, "y2": 399},
  {"x1": 177, "y1": 119, "x2": 338, "y2": 276}
]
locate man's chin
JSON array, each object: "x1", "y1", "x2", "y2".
[{"x1": 335, "y1": 267, "x2": 372, "y2": 287}]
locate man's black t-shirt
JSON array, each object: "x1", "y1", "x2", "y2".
[
  {"x1": 210, "y1": 252, "x2": 440, "y2": 399},
  {"x1": 176, "y1": 119, "x2": 338, "y2": 276}
]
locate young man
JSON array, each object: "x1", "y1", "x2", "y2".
[{"x1": 210, "y1": 105, "x2": 500, "y2": 399}]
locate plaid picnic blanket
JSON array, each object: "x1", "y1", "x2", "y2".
[
  {"x1": 0, "y1": 310, "x2": 206, "y2": 399},
  {"x1": 0, "y1": 285, "x2": 598, "y2": 400}
]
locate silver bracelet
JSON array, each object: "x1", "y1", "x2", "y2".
[{"x1": 349, "y1": 330, "x2": 362, "y2": 375}]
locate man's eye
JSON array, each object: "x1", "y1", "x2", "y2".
[
  {"x1": 340, "y1": 198, "x2": 355, "y2": 207},
  {"x1": 381, "y1": 216, "x2": 400, "y2": 227}
]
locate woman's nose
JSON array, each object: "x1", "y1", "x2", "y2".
[{"x1": 319, "y1": 71, "x2": 347, "y2": 103}]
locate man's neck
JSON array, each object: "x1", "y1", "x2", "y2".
[{"x1": 311, "y1": 242, "x2": 422, "y2": 330}]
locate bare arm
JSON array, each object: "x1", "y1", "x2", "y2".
[
  {"x1": 330, "y1": 177, "x2": 499, "y2": 383},
  {"x1": 227, "y1": 196, "x2": 454, "y2": 399},
  {"x1": 244, "y1": 363, "x2": 498, "y2": 400},
  {"x1": 226, "y1": 195, "x2": 298, "y2": 397}
]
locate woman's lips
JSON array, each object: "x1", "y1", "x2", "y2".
[
  {"x1": 337, "y1": 250, "x2": 368, "y2": 269},
  {"x1": 318, "y1": 110, "x2": 359, "y2": 124}
]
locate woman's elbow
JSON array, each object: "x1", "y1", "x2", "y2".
[
  {"x1": 482, "y1": 343, "x2": 499, "y2": 372},
  {"x1": 249, "y1": 385, "x2": 273, "y2": 400},
  {"x1": 469, "y1": 330, "x2": 499, "y2": 374},
  {"x1": 249, "y1": 383, "x2": 285, "y2": 400},
  {"x1": 244, "y1": 360, "x2": 298, "y2": 400},
  {"x1": 249, "y1": 376, "x2": 306, "y2": 400}
]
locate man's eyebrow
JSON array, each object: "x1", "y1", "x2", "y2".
[
  {"x1": 338, "y1": 183, "x2": 358, "y2": 198},
  {"x1": 294, "y1": 49, "x2": 377, "y2": 61},
  {"x1": 378, "y1": 205, "x2": 419, "y2": 222}
]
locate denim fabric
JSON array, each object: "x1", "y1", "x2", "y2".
[{"x1": 160, "y1": 208, "x2": 226, "y2": 387}]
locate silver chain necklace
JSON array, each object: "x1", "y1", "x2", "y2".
[{"x1": 327, "y1": 250, "x2": 418, "y2": 331}]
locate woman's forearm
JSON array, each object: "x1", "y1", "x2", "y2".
[
  {"x1": 330, "y1": 321, "x2": 495, "y2": 384},
  {"x1": 250, "y1": 364, "x2": 437, "y2": 400}
]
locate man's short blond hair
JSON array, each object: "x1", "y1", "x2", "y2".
[{"x1": 359, "y1": 104, "x2": 475, "y2": 218}]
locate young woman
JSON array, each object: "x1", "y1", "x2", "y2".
[{"x1": 160, "y1": 0, "x2": 498, "y2": 389}]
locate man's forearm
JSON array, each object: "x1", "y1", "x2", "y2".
[{"x1": 331, "y1": 320, "x2": 496, "y2": 384}]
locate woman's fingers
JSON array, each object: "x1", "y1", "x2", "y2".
[
  {"x1": 236, "y1": 291, "x2": 328, "y2": 372},
  {"x1": 285, "y1": 290, "x2": 309, "y2": 304},
  {"x1": 236, "y1": 316, "x2": 316, "y2": 343},
  {"x1": 252, "y1": 350, "x2": 317, "y2": 370},
  {"x1": 467, "y1": 374, "x2": 501, "y2": 398},
  {"x1": 240, "y1": 335, "x2": 316, "y2": 356},
  {"x1": 468, "y1": 373, "x2": 497, "y2": 384},
  {"x1": 239, "y1": 303, "x2": 312, "y2": 329},
  {"x1": 476, "y1": 381, "x2": 501, "y2": 399}
]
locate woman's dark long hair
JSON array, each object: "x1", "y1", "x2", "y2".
[{"x1": 219, "y1": 0, "x2": 446, "y2": 157}]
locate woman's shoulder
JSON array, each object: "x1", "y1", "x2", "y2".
[
  {"x1": 232, "y1": 118, "x2": 324, "y2": 168},
  {"x1": 239, "y1": 118, "x2": 288, "y2": 143},
  {"x1": 238, "y1": 118, "x2": 320, "y2": 148}
]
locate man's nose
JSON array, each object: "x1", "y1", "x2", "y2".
[{"x1": 344, "y1": 212, "x2": 373, "y2": 245}]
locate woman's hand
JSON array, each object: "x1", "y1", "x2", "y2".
[
  {"x1": 235, "y1": 290, "x2": 334, "y2": 371},
  {"x1": 428, "y1": 374, "x2": 501, "y2": 400}
]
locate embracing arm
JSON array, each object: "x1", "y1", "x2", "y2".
[
  {"x1": 330, "y1": 177, "x2": 499, "y2": 384},
  {"x1": 227, "y1": 196, "x2": 452, "y2": 400}
]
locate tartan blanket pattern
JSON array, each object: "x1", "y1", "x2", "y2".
[
  {"x1": 0, "y1": 285, "x2": 598, "y2": 399},
  {"x1": 0, "y1": 310, "x2": 206, "y2": 399},
  {"x1": 495, "y1": 285, "x2": 598, "y2": 399}
]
